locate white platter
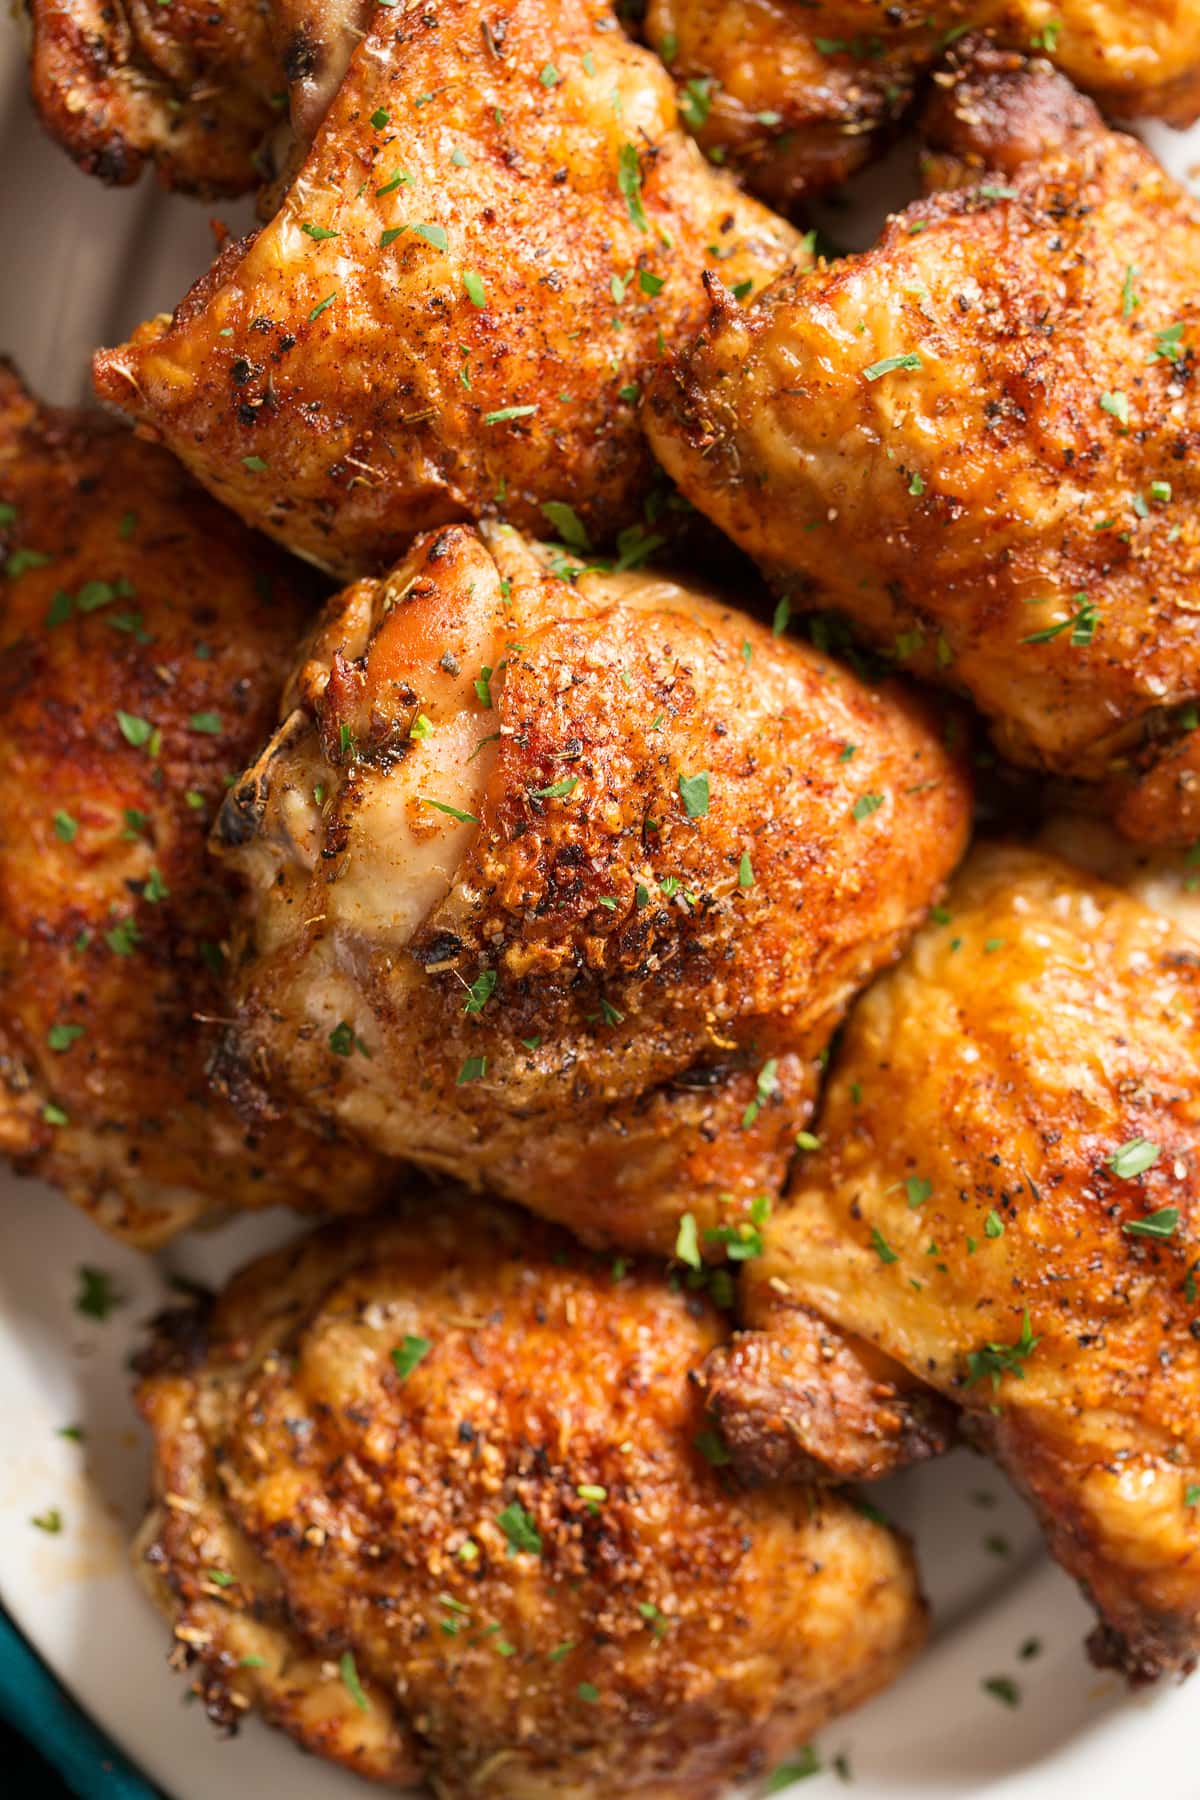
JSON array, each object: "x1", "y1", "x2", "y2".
[{"x1": 2, "y1": 27, "x2": 1200, "y2": 1800}]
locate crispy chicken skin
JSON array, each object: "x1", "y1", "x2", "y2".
[
  {"x1": 210, "y1": 524, "x2": 970, "y2": 1257},
  {"x1": 645, "y1": 49, "x2": 1200, "y2": 845},
  {"x1": 644, "y1": 2, "x2": 1200, "y2": 209},
  {"x1": 24, "y1": 0, "x2": 282, "y2": 193},
  {"x1": 91, "y1": 0, "x2": 802, "y2": 580},
  {"x1": 705, "y1": 843, "x2": 1200, "y2": 1681},
  {"x1": 133, "y1": 1192, "x2": 927, "y2": 1797},
  {"x1": 0, "y1": 365, "x2": 385, "y2": 1245}
]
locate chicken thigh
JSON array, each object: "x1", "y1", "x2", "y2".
[
  {"x1": 211, "y1": 524, "x2": 970, "y2": 1257},
  {"x1": 705, "y1": 843, "x2": 1200, "y2": 1680},
  {"x1": 92, "y1": 0, "x2": 803, "y2": 579},
  {"x1": 23, "y1": 0, "x2": 283, "y2": 193},
  {"x1": 645, "y1": 1, "x2": 1200, "y2": 210},
  {"x1": 134, "y1": 1189, "x2": 926, "y2": 1797},
  {"x1": 0, "y1": 365, "x2": 385, "y2": 1245},
  {"x1": 646, "y1": 47, "x2": 1200, "y2": 844}
]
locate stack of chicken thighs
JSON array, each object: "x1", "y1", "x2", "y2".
[{"x1": 7, "y1": 0, "x2": 1200, "y2": 1790}]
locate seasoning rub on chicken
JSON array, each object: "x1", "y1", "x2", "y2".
[
  {"x1": 0, "y1": 364, "x2": 386, "y2": 1245},
  {"x1": 211, "y1": 523, "x2": 970, "y2": 1256},
  {"x1": 134, "y1": 1190, "x2": 927, "y2": 1797}
]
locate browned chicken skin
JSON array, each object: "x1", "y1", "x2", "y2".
[
  {"x1": 210, "y1": 523, "x2": 970, "y2": 1258},
  {"x1": 24, "y1": 0, "x2": 284, "y2": 193},
  {"x1": 646, "y1": 48, "x2": 1200, "y2": 845},
  {"x1": 134, "y1": 1191, "x2": 927, "y2": 1797},
  {"x1": 92, "y1": 0, "x2": 803, "y2": 578},
  {"x1": 705, "y1": 843, "x2": 1200, "y2": 1682},
  {"x1": 644, "y1": 2, "x2": 1200, "y2": 210},
  {"x1": 0, "y1": 365, "x2": 385, "y2": 1245}
]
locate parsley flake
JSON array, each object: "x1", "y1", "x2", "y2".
[
  {"x1": 339, "y1": 1651, "x2": 369, "y2": 1712},
  {"x1": 497, "y1": 1501, "x2": 541, "y2": 1555},
  {"x1": 1107, "y1": 1136, "x2": 1160, "y2": 1178},
  {"x1": 965, "y1": 1310, "x2": 1039, "y2": 1391},
  {"x1": 392, "y1": 1335, "x2": 431, "y2": 1379},
  {"x1": 75, "y1": 1266, "x2": 122, "y2": 1320},
  {"x1": 864, "y1": 352, "x2": 923, "y2": 381},
  {"x1": 678, "y1": 770, "x2": 710, "y2": 818}
]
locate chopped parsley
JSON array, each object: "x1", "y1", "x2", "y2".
[
  {"x1": 457, "y1": 1055, "x2": 487, "y2": 1085},
  {"x1": 864, "y1": 352, "x2": 923, "y2": 381},
  {"x1": 742, "y1": 1057, "x2": 778, "y2": 1128},
  {"x1": 392, "y1": 1335, "x2": 431, "y2": 1380},
  {"x1": 1153, "y1": 322, "x2": 1186, "y2": 362},
  {"x1": 329, "y1": 1021, "x2": 371, "y2": 1058},
  {"x1": 463, "y1": 969, "x2": 497, "y2": 1014},
  {"x1": 694, "y1": 1427, "x2": 731, "y2": 1467},
  {"x1": 1107, "y1": 1136, "x2": 1160, "y2": 1178},
  {"x1": 982, "y1": 1675, "x2": 1020, "y2": 1708},
  {"x1": 421, "y1": 797, "x2": 479, "y2": 824},
  {"x1": 1020, "y1": 595, "x2": 1098, "y2": 647},
  {"x1": 1120, "y1": 264, "x2": 1140, "y2": 319},
  {"x1": 497, "y1": 1501, "x2": 541, "y2": 1556},
  {"x1": 339, "y1": 1650, "x2": 369, "y2": 1712},
  {"x1": 1122, "y1": 1208, "x2": 1179, "y2": 1241},
  {"x1": 852, "y1": 792, "x2": 885, "y2": 822},
  {"x1": 764, "y1": 1747, "x2": 822, "y2": 1789},
  {"x1": 75, "y1": 1266, "x2": 122, "y2": 1320},
  {"x1": 964, "y1": 1310, "x2": 1038, "y2": 1391},
  {"x1": 674, "y1": 1212, "x2": 701, "y2": 1269},
  {"x1": 541, "y1": 500, "x2": 590, "y2": 549},
  {"x1": 870, "y1": 1227, "x2": 899, "y2": 1265},
  {"x1": 116, "y1": 710, "x2": 154, "y2": 748},
  {"x1": 678, "y1": 770, "x2": 710, "y2": 818},
  {"x1": 617, "y1": 143, "x2": 648, "y2": 232},
  {"x1": 484, "y1": 405, "x2": 538, "y2": 425}
]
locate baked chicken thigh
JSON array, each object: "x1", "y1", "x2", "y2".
[
  {"x1": 92, "y1": 0, "x2": 802, "y2": 578},
  {"x1": 0, "y1": 365, "x2": 384, "y2": 1245},
  {"x1": 646, "y1": 48, "x2": 1200, "y2": 845},
  {"x1": 212, "y1": 524, "x2": 969, "y2": 1257},
  {"x1": 23, "y1": 0, "x2": 282, "y2": 193},
  {"x1": 134, "y1": 1191, "x2": 926, "y2": 1797},
  {"x1": 645, "y1": 1, "x2": 1200, "y2": 211},
  {"x1": 706, "y1": 843, "x2": 1200, "y2": 1681}
]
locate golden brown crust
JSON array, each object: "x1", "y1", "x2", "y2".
[
  {"x1": 134, "y1": 1192, "x2": 927, "y2": 1796},
  {"x1": 642, "y1": 3, "x2": 1200, "y2": 209},
  {"x1": 645, "y1": 52, "x2": 1200, "y2": 844},
  {"x1": 0, "y1": 363, "x2": 387, "y2": 1245},
  {"x1": 210, "y1": 523, "x2": 971, "y2": 1257},
  {"x1": 643, "y1": 0, "x2": 920, "y2": 213},
  {"x1": 24, "y1": 0, "x2": 282, "y2": 193},
  {"x1": 92, "y1": 0, "x2": 803, "y2": 578},
  {"x1": 714, "y1": 843, "x2": 1200, "y2": 1679}
]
